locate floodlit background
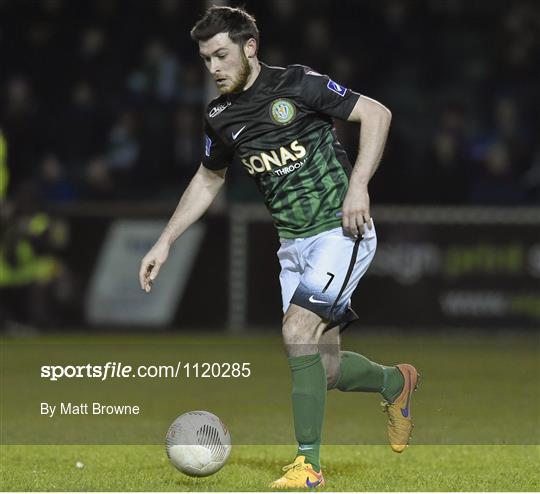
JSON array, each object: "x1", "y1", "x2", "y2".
[{"x1": 0, "y1": 1, "x2": 539, "y2": 491}]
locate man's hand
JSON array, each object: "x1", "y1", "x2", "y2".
[
  {"x1": 341, "y1": 184, "x2": 373, "y2": 237},
  {"x1": 136, "y1": 165, "x2": 227, "y2": 293},
  {"x1": 139, "y1": 240, "x2": 171, "y2": 293}
]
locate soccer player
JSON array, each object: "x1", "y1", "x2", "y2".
[{"x1": 139, "y1": 6, "x2": 418, "y2": 488}]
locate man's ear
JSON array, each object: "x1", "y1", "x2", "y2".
[{"x1": 244, "y1": 38, "x2": 257, "y2": 58}]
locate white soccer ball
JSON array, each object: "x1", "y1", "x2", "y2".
[{"x1": 166, "y1": 411, "x2": 231, "y2": 477}]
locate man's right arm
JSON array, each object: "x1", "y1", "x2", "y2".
[{"x1": 139, "y1": 164, "x2": 226, "y2": 292}]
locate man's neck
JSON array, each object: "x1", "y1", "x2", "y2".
[{"x1": 243, "y1": 59, "x2": 261, "y2": 91}]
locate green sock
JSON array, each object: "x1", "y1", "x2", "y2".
[
  {"x1": 335, "y1": 351, "x2": 404, "y2": 402},
  {"x1": 288, "y1": 353, "x2": 326, "y2": 472}
]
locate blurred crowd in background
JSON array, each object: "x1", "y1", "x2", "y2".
[
  {"x1": 1, "y1": 0, "x2": 539, "y2": 330},
  {"x1": 1, "y1": 0, "x2": 539, "y2": 206}
]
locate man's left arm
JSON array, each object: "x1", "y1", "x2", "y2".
[{"x1": 343, "y1": 95, "x2": 392, "y2": 237}]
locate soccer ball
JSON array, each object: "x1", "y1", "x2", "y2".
[{"x1": 166, "y1": 411, "x2": 231, "y2": 477}]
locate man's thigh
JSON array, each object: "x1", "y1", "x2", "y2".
[{"x1": 290, "y1": 226, "x2": 377, "y2": 323}]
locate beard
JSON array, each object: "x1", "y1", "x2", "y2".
[{"x1": 220, "y1": 52, "x2": 252, "y2": 94}]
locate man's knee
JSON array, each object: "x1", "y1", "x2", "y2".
[
  {"x1": 282, "y1": 305, "x2": 321, "y2": 343},
  {"x1": 282, "y1": 305, "x2": 326, "y2": 356}
]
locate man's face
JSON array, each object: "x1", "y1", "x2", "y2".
[{"x1": 199, "y1": 32, "x2": 251, "y2": 94}]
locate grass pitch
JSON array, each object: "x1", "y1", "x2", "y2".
[
  {"x1": 1, "y1": 445, "x2": 538, "y2": 491},
  {"x1": 1, "y1": 331, "x2": 539, "y2": 491}
]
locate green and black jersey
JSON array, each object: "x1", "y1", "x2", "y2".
[{"x1": 202, "y1": 63, "x2": 360, "y2": 239}]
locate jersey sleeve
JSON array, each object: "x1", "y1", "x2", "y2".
[
  {"x1": 201, "y1": 120, "x2": 233, "y2": 170},
  {"x1": 297, "y1": 66, "x2": 361, "y2": 120}
]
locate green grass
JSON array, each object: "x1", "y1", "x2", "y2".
[
  {"x1": 1, "y1": 445, "x2": 539, "y2": 491},
  {"x1": 1, "y1": 332, "x2": 539, "y2": 491}
]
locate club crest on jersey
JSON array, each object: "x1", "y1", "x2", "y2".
[
  {"x1": 327, "y1": 80, "x2": 347, "y2": 97},
  {"x1": 270, "y1": 99, "x2": 296, "y2": 125}
]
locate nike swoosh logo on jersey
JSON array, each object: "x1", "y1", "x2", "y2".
[
  {"x1": 232, "y1": 126, "x2": 246, "y2": 140},
  {"x1": 309, "y1": 295, "x2": 327, "y2": 304}
]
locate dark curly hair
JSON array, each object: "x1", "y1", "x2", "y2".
[{"x1": 190, "y1": 6, "x2": 259, "y2": 50}]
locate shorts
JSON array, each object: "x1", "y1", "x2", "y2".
[{"x1": 277, "y1": 224, "x2": 377, "y2": 329}]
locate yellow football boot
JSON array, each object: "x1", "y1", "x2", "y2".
[
  {"x1": 382, "y1": 363, "x2": 419, "y2": 453},
  {"x1": 270, "y1": 456, "x2": 325, "y2": 489}
]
